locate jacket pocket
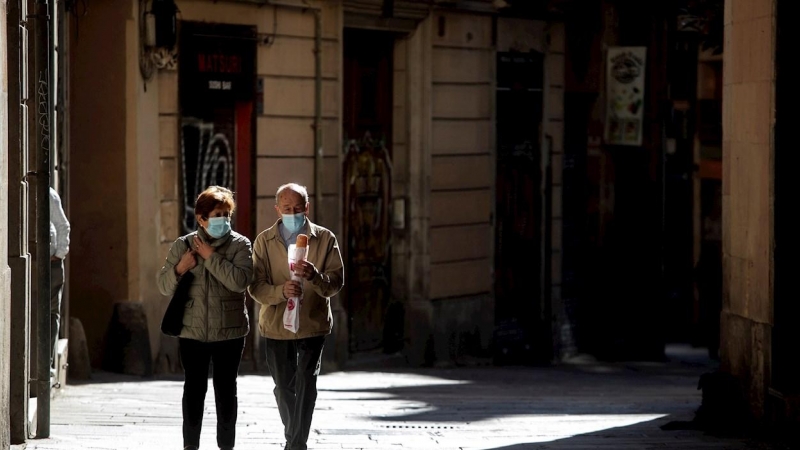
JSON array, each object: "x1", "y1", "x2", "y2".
[
  {"x1": 181, "y1": 299, "x2": 195, "y2": 326},
  {"x1": 221, "y1": 299, "x2": 247, "y2": 328}
]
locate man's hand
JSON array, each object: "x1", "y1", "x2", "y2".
[
  {"x1": 50, "y1": 256, "x2": 62, "y2": 262},
  {"x1": 193, "y1": 236, "x2": 214, "y2": 260},
  {"x1": 294, "y1": 260, "x2": 319, "y2": 281},
  {"x1": 175, "y1": 249, "x2": 197, "y2": 276},
  {"x1": 283, "y1": 280, "x2": 303, "y2": 299}
]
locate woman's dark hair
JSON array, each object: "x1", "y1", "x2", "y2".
[{"x1": 194, "y1": 186, "x2": 236, "y2": 220}]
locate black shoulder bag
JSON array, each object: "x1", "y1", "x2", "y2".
[{"x1": 160, "y1": 237, "x2": 194, "y2": 337}]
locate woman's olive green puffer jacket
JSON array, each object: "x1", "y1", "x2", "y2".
[{"x1": 158, "y1": 229, "x2": 253, "y2": 342}]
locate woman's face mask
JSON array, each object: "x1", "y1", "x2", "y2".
[{"x1": 205, "y1": 216, "x2": 231, "y2": 238}]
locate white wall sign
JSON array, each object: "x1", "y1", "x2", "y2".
[{"x1": 605, "y1": 46, "x2": 647, "y2": 146}]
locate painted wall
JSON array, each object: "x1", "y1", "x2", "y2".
[
  {"x1": 130, "y1": 0, "x2": 162, "y2": 363},
  {"x1": 429, "y1": 12, "x2": 494, "y2": 302},
  {"x1": 427, "y1": 10, "x2": 496, "y2": 364},
  {"x1": 69, "y1": 0, "x2": 133, "y2": 367}
]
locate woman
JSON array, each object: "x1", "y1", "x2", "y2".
[{"x1": 157, "y1": 186, "x2": 253, "y2": 450}]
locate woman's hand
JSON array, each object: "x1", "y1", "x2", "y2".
[
  {"x1": 175, "y1": 249, "x2": 197, "y2": 276},
  {"x1": 193, "y1": 236, "x2": 214, "y2": 260}
]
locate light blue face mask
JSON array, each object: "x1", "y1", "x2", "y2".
[
  {"x1": 282, "y1": 213, "x2": 306, "y2": 233},
  {"x1": 205, "y1": 217, "x2": 231, "y2": 239}
]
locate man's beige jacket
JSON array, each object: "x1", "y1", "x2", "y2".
[{"x1": 248, "y1": 219, "x2": 344, "y2": 340}]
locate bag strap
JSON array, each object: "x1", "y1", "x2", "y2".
[{"x1": 181, "y1": 233, "x2": 195, "y2": 251}]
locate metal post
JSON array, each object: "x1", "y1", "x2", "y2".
[{"x1": 33, "y1": 0, "x2": 52, "y2": 438}]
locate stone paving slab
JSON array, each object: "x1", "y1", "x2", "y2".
[{"x1": 18, "y1": 348, "x2": 787, "y2": 450}]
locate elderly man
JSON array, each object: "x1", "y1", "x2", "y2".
[{"x1": 248, "y1": 183, "x2": 344, "y2": 450}]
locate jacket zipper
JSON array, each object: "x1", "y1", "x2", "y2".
[{"x1": 205, "y1": 254, "x2": 210, "y2": 341}]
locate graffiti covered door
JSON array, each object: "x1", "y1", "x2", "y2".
[
  {"x1": 179, "y1": 22, "x2": 256, "y2": 238},
  {"x1": 343, "y1": 29, "x2": 394, "y2": 353}
]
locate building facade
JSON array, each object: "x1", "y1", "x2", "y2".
[
  {"x1": 5, "y1": 0, "x2": 799, "y2": 447},
  {"x1": 64, "y1": 0, "x2": 566, "y2": 374}
]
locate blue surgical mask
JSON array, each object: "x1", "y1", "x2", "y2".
[
  {"x1": 205, "y1": 217, "x2": 231, "y2": 239},
  {"x1": 282, "y1": 213, "x2": 306, "y2": 233}
]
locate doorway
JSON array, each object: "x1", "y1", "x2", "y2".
[
  {"x1": 178, "y1": 22, "x2": 256, "y2": 239},
  {"x1": 772, "y1": 0, "x2": 799, "y2": 400},
  {"x1": 342, "y1": 28, "x2": 395, "y2": 354},
  {"x1": 493, "y1": 51, "x2": 546, "y2": 364}
]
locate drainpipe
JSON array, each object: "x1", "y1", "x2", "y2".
[
  {"x1": 32, "y1": 0, "x2": 53, "y2": 438},
  {"x1": 313, "y1": 9, "x2": 323, "y2": 220}
]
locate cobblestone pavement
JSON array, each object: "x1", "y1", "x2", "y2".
[{"x1": 16, "y1": 346, "x2": 789, "y2": 450}]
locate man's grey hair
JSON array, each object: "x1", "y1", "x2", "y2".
[{"x1": 275, "y1": 183, "x2": 309, "y2": 204}]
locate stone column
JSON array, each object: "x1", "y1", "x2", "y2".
[
  {"x1": 403, "y1": 15, "x2": 433, "y2": 366},
  {"x1": 721, "y1": 0, "x2": 776, "y2": 420},
  {"x1": 6, "y1": 0, "x2": 33, "y2": 443},
  {"x1": 1, "y1": 0, "x2": 13, "y2": 445}
]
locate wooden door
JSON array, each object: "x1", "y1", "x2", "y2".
[
  {"x1": 342, "y1": 28, "x2": 394, "y2": 353},
  {"x1": 494, "y1": 52, "x2": 545, "y2": 364}
]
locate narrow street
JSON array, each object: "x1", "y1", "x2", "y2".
[{"x1": 17, "y1": 346, "x2": 784, "y2": 450}]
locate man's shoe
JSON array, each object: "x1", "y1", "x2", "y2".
[{"x1": 184, "y1": 446, "x2": 198, "y2": 450}]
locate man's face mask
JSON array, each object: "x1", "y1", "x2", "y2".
[{"x1": 282, "y1": 213, "x2": 306, "y2": 233}]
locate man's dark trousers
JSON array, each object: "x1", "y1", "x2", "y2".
[
  {"x1": 50, "y1": 258, "x2": 65, "y2": 367},
  {"x1": 266, "y1": 336, "x2": 325, "y2": 450}
]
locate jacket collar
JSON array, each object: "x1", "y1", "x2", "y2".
[{"x1": 196, "y1": 227, "x2": 233, "y2": 248}]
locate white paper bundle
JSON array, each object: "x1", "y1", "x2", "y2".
[{"x1": 283, "y1": 234, "x2": 309, "y2": 333}]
